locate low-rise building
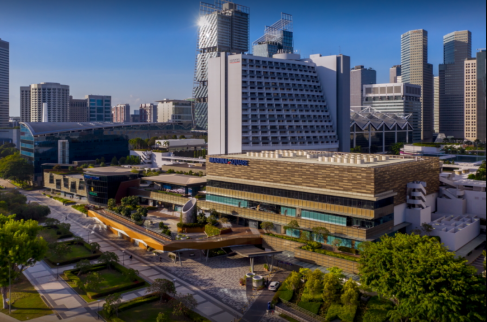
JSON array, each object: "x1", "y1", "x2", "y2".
[
  {"x1": 44, "y1": 171, "x2": 87, "y2": 200},
  {"x1": 156, "y1": 99, "x2": 192, "y2": 123}
]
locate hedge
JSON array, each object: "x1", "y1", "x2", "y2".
[
  {"x1": 279, "y1": 290, "x2": 293, "y2": 302},
  {"x1": 338, "y1": 246, "x2": 360, "y2": 255},
  {"x1": 102, "y1": 293, "x2": 211, "y2": 322},
  {"x1": 45, "y1": 241, "x2": 102, "y2": 266},
  {"x1": 325, "y1": 303, "x2": 358, "y2": 322},
  {"x1": 177, "y1": 222, "x2": 206, "y2": 228},
  {"x1": 265, "y1": 233, "x2": 309, "y2": 244},
  {"x1": 64, "y1": 262, "x2": 147, "y2": 299},
  {"x1": 44, "y1": 225, "x2": 75, "y2": 240},
  {"x1": 363, "y1": 309, "x2": 389, "y2": 322},
  {"x1": 71, "y1": 204, "x2": 88, "y2": 214},
  {"x1": 297, "y1": 301, "x2": 321, "y2": 315},
  {"x1": 302, "y1": 247, "x2": 360, "y2": 262},
  {"x1": 325, "y1": 303, "x2": 342, "y2": 321}
]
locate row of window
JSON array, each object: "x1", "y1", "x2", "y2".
[{"x1": 207, "y1": 180, "x2": 394, "y2": 210}]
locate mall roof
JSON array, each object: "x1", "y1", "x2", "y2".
[
  {"x1": 84, "y1": 166, "x2": 135, "y2": 175},
  {"x1": 143, "y1": 174, "x2": 207, "y2": 186},
  {"x1": 20, "y1": 122, "x2": 164, "y2": 136}
]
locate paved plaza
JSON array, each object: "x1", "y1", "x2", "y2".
[{"x1": 16, "y1": 190, "x2": 284, "y2": 322}]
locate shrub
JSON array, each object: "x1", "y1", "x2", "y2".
[
  {"x1": 44, "y1": 241, "x2": 102, "y2": 266},
  {"x1": 297, "y1": 301, "x2": 321, "y2": 315},
  {"x1": 325, "y1": 303, "x2": 342, "y2": 321},
  {"x1": 177, "y1": 222, "x2": 206, "y2": 228},
  {"x1": 279, "y1": 290, "x2": 293, "y2": 302},
  {"x1": 304, "y1": 246, "x2": 360, "y2": 262},
  {"x1": 339, "y1": 304, "x2": 358, "y2": 322},
  {"x1": 306, "y1": 241, "x2": 322, "y2": 249},
  {"x1": 205, "y1": 224, "x2": 220, "y2": 237},
  {"x1": 338, "y1": 246, "x2": 359, "y2": 255},
  {"x1": 71, "y1": 204, "x2": 88, "y2": 214},
  {"x1": 363, "y1": 309, "x2": 389, "y2": 322}
]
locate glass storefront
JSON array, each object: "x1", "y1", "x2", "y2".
[{"x1": 85, "y1": 173, "x2": 139, "y2": 206}]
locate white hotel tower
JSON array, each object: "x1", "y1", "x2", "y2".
[{"x1": 208, "y1": 52, "x2": 350, "y2": 155}]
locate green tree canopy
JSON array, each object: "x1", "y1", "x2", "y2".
[
  {"x1": 0, "y1": 215, "x2": 49, "y2": 309},
  {"x1": 111, "y1": 156, "x2": 118, "y2": 165},
  {"x1": 99, "y1": 251, "x2": 119, "y2": 269},
  {"x1": 359, "y1": 233, "x2": 486, "y2": 322},
  {"x1": 146, "y1": 278, "x2": 176, "y2": 303},
  {"x1": 0, "y1": 153, "x2": 34, "y2": 186},
  {"x1": 103, "y1": 293, "x2": 122, "y2": 317}
]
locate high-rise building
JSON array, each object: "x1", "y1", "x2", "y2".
[
  {"x1": 193, "y1": 0, "x2": 250, "y2": 130},
  {"x1": 139, "y1": 103, "x2": 158, "y2": 123},
  {"x1": 439, "y1": 31, "x2": 472, "y2": 138},
  {"x1": 252, "y1": 13, "x2": 293, "y2": 58},
  {"x1": 21, "y1": 83, "x2": 70, "y2": 122},
  {"x1": 157, "y1": 99, "x2": 192, "y2": 123},
  {"x1": 389, "y1": 65, "x2": 401, "y2": 83},
  {"x1": 465, "y1": 50, "x2": 486, "y2": 142},
  {"x1": 401, "y1": 29, "x2": 434, "y2": 142},
  {"x1": 86, "y1": 95, "x2": 112, "y2": 122},
  {"x1": 112, "y1": 104, "x2": 131, "y2": 123},
  {"x1": 350, "y1": 65, "x2": 376, "y2": 112},
  {"x1": 434, "y1": 76, "x2": 439, "y2": 134},
  {"x1": 208, "y1": 52, "x2": 350, "y2": 155},
  {"x1": 69, "y1": 96, "x2": 88, "y2": 122},
  {"x1": 362, "y1": 83, "x2": 422, "y2": 143},
  {"x1": 0, "y1": 39, "x2": 9, "y2": 127}
]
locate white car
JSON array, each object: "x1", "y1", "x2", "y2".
[{"x1": 268, "y1": 281, "x2": 280, "y2": 291}]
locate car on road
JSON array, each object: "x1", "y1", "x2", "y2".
[{"x1": 268, "y1": 281, "x2": 280, "y2": 291}]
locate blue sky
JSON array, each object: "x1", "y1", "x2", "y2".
[{"x1": 1, "y1": 0, "x2": 485, "y2": 116}]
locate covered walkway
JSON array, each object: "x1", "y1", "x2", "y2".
[{"x1": 230, "y1": 246, "x2": 283, "y2": 273}]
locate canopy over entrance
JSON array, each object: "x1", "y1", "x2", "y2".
[{"x1": 230, "y1": 246, "x2": 283, "y2": 273}]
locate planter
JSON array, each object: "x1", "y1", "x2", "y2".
[
  {"x1": 253, "y1": 275, "x2": 263, "y2": 288},
  {"x1": 177, "y1": 226, "x2": 205, "y2": 233}
]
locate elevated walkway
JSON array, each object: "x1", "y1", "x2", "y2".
[{"x1": 87, "y1": 209, "x2": 262, "y2": 252}]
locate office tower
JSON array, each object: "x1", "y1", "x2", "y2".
[
  {"x1": 157, "y1": 99, "x2": 192, "y2": 123},
  {"x1": 350, "y1": 65, "x2": 376, "y2": 112},
  {"x1": 252, "y1": 13, "x2": 293, "y2": 58},
  {"x1": 21, "y1": 83, "x2": 70, "y2": 122},
  {"x1": 390, "y1": 65, "x2": 401, "y2": 83},
  {"x1": 139, "y1": 103, "x2": 158, "y2": 123},
  {"x1": 0, "y1": 39, "x2": 8, "y2": 127},
  {"x1": 434, "y1": 76, "x2": 439, "y2": 133},
  {"x1": 69, "y1": 96, "x2": 88, "y2": 122},
  {"x1": 208, "y1": 52, "x2": 350, "y2": 155},
  {"x1": 401, "y1": 29, "x2": 434, "y2": 141},
  {"x1": 112, "y1": 104, "x2": 131, "y2": 123},
  {"x1": 465, "y1": 50, "x2": 486, "y2": 142},
  {"x1": 86, "y1": 95, "x2": 111, "y2": 122},
  {"x1": 362, "y1": 83, "x2": 422, "y2": 142},
  {"x1": 130, "y1": 110, "x2": 140, "y2": 122},
  {"x1": 193, "y1": 0, "x2": 250, "y2": 130},
  {"x1": 439, "y1": 31, "x2": 472, "y2": 138}
]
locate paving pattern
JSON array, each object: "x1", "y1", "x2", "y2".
[{"x1": 21, "y1": 190, "x2": 282, "y2": 322}]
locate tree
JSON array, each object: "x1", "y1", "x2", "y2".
[
  {"x1": 322, "y1": 269, "x2": 343, "y2": 304},
  {"x1": 74, "y1": 259, "x2": 92, "y2": 276},
  {"x1": 95, "y1": 158, "x2": 100, "y2": 165},
  {"x1": 146, "y1": 278, "x2": 176, "y2": 303},
  {"x1": 57, "y1": 222, "x2": 71, "y2": 236},
  {"x1": 341, "y1": 278, "x2": 360, "y2": 306},
  {"x1": 171, "y1": 293, "x2": 197, "y2": 317},
  {"x1": 283, "y1": 220, "x2": 300, "y2": 232},
  {"x1": 260, "y1": 221, "x2": 274, "y2": 232},
  {"x1": 131, "y1": 212, "x2": 142, "y2": 222},
  {"x1": 312, "y1": 227, "x2": 330, "y2": 243},
  {"x1": 0, "y1": 153, "x2": 34, "y2": 186},
  {"x1": 304, "y1": 269, "x2": 324, "y2": 299},
  {"x1": 99, "y1": 251, "x2": 119, "y2": 269},
  {"x1": 284, "y1": 271, "x2": 302, "y2": 291},
  {"x1": 100, "y1": 162, "x2": 106, "y2": 167},
  {"x1": 218, "y1": 217, "x2": 229, "y2": 225},
  {"x1": 44, "y1": 217, "x2": 60, "y2": 227},
  {"x1": 103, "y1": 293, "x2": 122, "y2": 317},
  {"x1": 111, "y1": 156, "x2": 118, "y2": 166},
  {"x1": 359, "y1": 233, "x2": 486, "y2": 322},
  {"x1": 332, "y1": 238, "x2": 342, "y2": 251},
  {"x1": 420, "y1": 222, "x2": 433, "y2": 236},
  {"x1": 196, "y1": 212, "x2": 207, "y2": 225},
  {"x1": 391, "y1": 142, "x2": 404, "y2": 155},
  {"x1": 119, "y1": 156, "x2": 126, "y2": 165},
  {"x1": 100, "y1": 157, "x2": 105, "y2": 163},
  {"x1": 123, "y1": 268, "x2": 139, "y2": 282},
  {"x1": 0, "y1": 215, "x2": 48, "y2": 309},
  {"x1": 121, "y1": 207, "x2": 132, "y2": 218},
  {"x1": 73, "y1": 236, "x2": 84, "y2": 244},
  {"x1": 107, "y1": 198, "x2": 117, "y2": 210},
  {"x1": 136, "y1": 207, "x2": 148, "y2": 217},
  {"x1": 156, "y1": 312, "x2": 170, "y2": 322},
  {"x1": 89, "y1": 242, "x2": 100, "y2": 253},
  {"x1": 50, "y1": 242, "x2": 71, "y2": 260}
]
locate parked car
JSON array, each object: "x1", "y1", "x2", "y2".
[{"x1": 268, "y1": 281, "x2": 280, "y2": 291}]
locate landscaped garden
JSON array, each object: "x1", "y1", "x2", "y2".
[
  {"x1": 63, "y1": 252, "x2": 148, "y2": 302},
  {"x1": 38, "y1": 219, "x2": 74, "y2": 242},
  {"x1": 106, "y1": 196, "x2": 147, "y2": 226},
  {"x1": 99, "y1": 279, "x2": 210, "y2": 322},
  {"x1": 71, "y1": 204, "x2": 88, "y2": 214},
  {"x1": 0, "y1": 273, "x2": 53, "y2": 321},
  {"x1": 43, "y1": 193, "x2": 77, "y2": 205}
]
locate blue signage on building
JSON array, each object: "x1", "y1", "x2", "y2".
[
  {"x1": 84, "y1": 175, "x2": 100, "y2": 180},
  {"x1": 209, "y1": 158, "x2": 249, "y2": 166}
]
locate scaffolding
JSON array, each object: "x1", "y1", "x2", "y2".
[{"x1": 252, "y1": 13, "x2": 293, "y2": 51}]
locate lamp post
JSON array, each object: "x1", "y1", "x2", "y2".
[
  {"x1": 122, "y1": 250, "x2": 125, "y2": 265},
  {"x1": 8, "y1": 263, "x2": 11, "y2": 315},
  {"x1": 56, "y1": 263, "x2": 59, "y2": 280},
  {"x1": 97, "y1": 300, "x2": 100, "y2": 320},
  {"x1": 88, "y1": 230, "x2": 94, "y2": 243}
]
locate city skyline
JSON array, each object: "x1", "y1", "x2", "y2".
[{"x1": 1, "y1": 0, "x2": 486, "y2": 116}]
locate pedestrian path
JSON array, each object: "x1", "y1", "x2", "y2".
[{"x1": 24, "y1": 191, "x2": 243, "y2": 322}]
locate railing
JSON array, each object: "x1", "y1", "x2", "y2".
[{"x1": 279, "y1": 299, "x2": 325, "y2": 322}]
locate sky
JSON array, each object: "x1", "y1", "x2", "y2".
[{"x1": 1, "y1": 0, "x2": 486, "y2": 116}]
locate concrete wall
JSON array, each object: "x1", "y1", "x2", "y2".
[
  {"x1": 430, "y1": 217, "x2": 480, "y2": 251},
  {"x1": 464, "y1": 190, "x2": 487, "y2": 218},
  {"x1": 394, "y1": 192, "x2": 437, "y2": 226},
  {"x1": 208, "y1": 55, "x2": 226, "y2": 155},
  {"x1": 437, "y1": 197, "x2": 467, "y2": 215}
]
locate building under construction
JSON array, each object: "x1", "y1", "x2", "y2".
[
  {"x1": 252, "y1": 13, "x2": 294, "y2": 58},
  {"x1": 192, "y1": 0, "x2": 250, "y2": 130}
]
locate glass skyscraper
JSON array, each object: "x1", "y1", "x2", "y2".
[
  {"x1": 252, "y1": 13, "x2": 293, "y2": 58},
  {"x1": 192, "y1": 0, "x2": 250, "y2": 130},
  {"x1": 87, "y1": 95, "x2": 112, "y2": 122},
  {"x1": 0, "y1": 39, "x2": 8, "y2": 128},
  {"x1": 439, "y1": 30, "x2": 472, "y2": 138},
  {"x1": 401, "y1": 29, "x2": 434, "y2": 142}
]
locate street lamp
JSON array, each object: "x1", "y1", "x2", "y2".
[
  {"x1": 122, "y1": 250, "x2": 125, "y2": 265},
  {"x1": 8, "y1": 263, "x2": 11, "y2": 315},
  {"x1": 88, "y1": 230, "x2": 94, "y2": 243},
  {"x1": 97, "y1": 300, "x2": 101, "y2": 320},
  {"x1": 56, "y1": 263, "x2": 60, "y2": 280}
]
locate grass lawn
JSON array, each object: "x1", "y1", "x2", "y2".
[
  {"x1": 45, "y1": 244, "x2": 92, "y2": 264},
  {"x1": 63, "y1": 268, "x2": 148, "y2": 303},
  {"x1": 0, "y1": 273, "x2": 52, "y2": 321},
  {"x1": 114, "y1": 301, "x2": 191, "y2": 322}
]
